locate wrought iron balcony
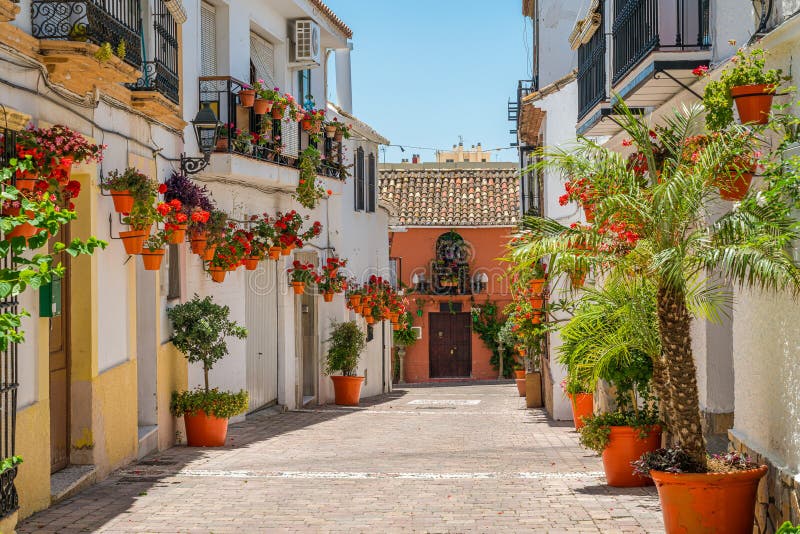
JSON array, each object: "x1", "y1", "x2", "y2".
[
  {"x1": 128, "y1": 61, "x2": 179, "y2": 104},
  {"x1": 612, "y1": 0, "x2": 710, "y2": 84},
  {"x1": 577, "y1": 21, "x2": 606, "y2": 121},
  {"x1": 127, "y1": 1, "x2": 179, "y2": 104},
  {"x1": 199, "y1": 76, "x2": 344, "y2": 178},
  {"x1": 31, "y1": 0, "x2": 143, "y2": 68}
]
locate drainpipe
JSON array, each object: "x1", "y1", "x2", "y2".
[{"x1": 334, "y1": 43, "x2": 353, "y2": 113}]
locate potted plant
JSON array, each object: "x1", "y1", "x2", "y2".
[
  {"x1": 699, "y1": 45, "x2": 785, "y2": 130},
  {"x1": 158, "y1": 199, "x2": 189, "y2": 244},
  {"x1": 287, "y1": 260, "x2": 318, "y2": 295},
  {"x1": 392, "y1": 312, "x2": 417, "y2": 383},
  {"x1": 318, "y1": 258, "x2": 347, "y2": 302},
  {"x1": 16, "y1": 124, "x2": 104, "y2": 187},
  {"x1": 140, "y1": 229, "x2": 167, "y2": 270},
  {"x1": 270, "y1": 93, "x2": 288, "y2": 120},
  {"x1": 509, "y1": 102, "x2": 800, "y2": 532},
  {"x1": 168, "y1": 295, "x2": 248, "y2": 446},
  {"x1": 101, "y1": 167, "x2": 157, "y2": 214},
  {"x1": 295, "y1": 145, "x2": 326, "y2": 209},
  {"x1": 249, "y1": 213, "x2": 278, "y2": 261},
  {"x1": 238, "y1": 83, "x2": 255, "y2": 108},
  {"x1": 324, "y1": 321, "x2": 366, "y2": 406},
  {"x1": 216, "y1": 123, "x2": 234, "y2": 151},
  {"x1": 332, "y1": 119, "x2": 351, "y2": 143},
  {"x1": 250, "y1": 79, "x2": 270, "y2": 114},
  {"x1": 231, "y1": 128, "x2": 254, "y2": 154}
]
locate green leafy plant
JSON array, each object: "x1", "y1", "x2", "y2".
[
  {"x1": 170, "y1": 388, "x2": 248, "y2": 419},
  {"x1": 101, "y1": 168, "x2": 158, "y2": 203},
  {"x1": 471, "y1": 301, "x2": 507, "y2": 374},
  {"x1": 116, "y1": 40, "x2": 126, "y2": 59},
  {"x1": 324, "y1": 321, "x2": 366, "y2": 377},
  {"x1": 776, "y1": 522, "x2": 800, "y2": 534},
  {"x1": 392, "y1": 312, "x2": 418, "y2": 347},
  {"x1": 579, "y1": 410, "x2": 660, "y2": 453},
  {"x1": 94, "y1": 42, "x2": 113, "y2": 62},
  {"x1": 0, "y1": 455, "x2": 22, "y2": 474},
  {"x1": 295, "y1": 145, "x2": 326, "y2": 209}
]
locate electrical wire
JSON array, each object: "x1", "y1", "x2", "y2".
[{"x1": 386, "y1": 144, "x2": 517, "y2": 153}]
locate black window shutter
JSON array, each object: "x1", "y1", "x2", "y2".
[
  {"x1": 355, "y1": 147, "x2": 365, "y2": 210},
  {"x1": 367, "y1": 153, "x2": 376, "y2": 213}
]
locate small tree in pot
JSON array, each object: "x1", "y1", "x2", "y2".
[
  {"x1": 325, "y1": 321, "x2": 366, "y2": 406},
  {"x1": 168, "y1": 295, "x2": 248, "y2": 446}
]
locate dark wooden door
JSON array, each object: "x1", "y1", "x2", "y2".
[
  {"x1": 429, "y1": 313, "x2": 471, "y2": 378},
  {"x1": 49, "y1": 226, "x2": 70, "y2": 473}
]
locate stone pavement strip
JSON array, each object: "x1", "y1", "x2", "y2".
[{"x1": 19, "y1": 383, "x2": 664, "y2": 533}]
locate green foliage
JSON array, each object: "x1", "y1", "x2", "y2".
[
  {"x1": 170, "y1": 388, "x2": 248, "y2": 419},
  {"x1": 167, "y1": 295, "x2": 248, "y2": 391},
  {"x1": 0, "y1": 455, "x2": 22, "y2": 474},
  {"x1": 470, "y1": 302, "x2": 508, "y2": 376},
  {"x1": 578, "y1": 410, "x2": 660, "y2": 453},
  {"x1": 392, "y1": 312, "x2": 417, "y2": 347},
  {"x1": 101, "y1": 168, "x2": 158, "y2": 203},
  {"x1": 776, "y1": 522, "x2": 800, "y2": 534},
  {"x1": 324, "y1": 321, "x2": 366, "y2": 377},
  {"x1": 115, "y1": 40, "x2": 126, "y2": 59},
  {"x1": 295, "y1": 145, "x2": 326, "y2": 208},
  {"x1": 94, "y1": 42, "x2": 113, "y2": 62}
]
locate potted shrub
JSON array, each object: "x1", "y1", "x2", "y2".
[
  {"x1": 325, "y1": 321, "x2": 366, "y2": 406},
  {"x1": 199, "y1": 209, "x2": 227, "y2": 261},
  {"x1": 509, "y1": 102, "x2": 800, "y2": 532},
  {"x1": 288, "y1": 260, "x2": 319, "y2": 295},
  {"x1": 238, "y1": 83, "x2": 255, "y2": 107},
  {"x1": 158, "y1": 199, "x2": 189, "y2": 244},
  {"x1": 392, "y1": 311, "x2": 417, "y2": 383},
  {"x1": 140, "y1": 230, "x2": 167, "y2": 271},
  {"x1": 101, "y1": 167, "x2": 157, "y2": 214},
  {"x1": 120, "y1": 196, "x2": 158, "y2": 255},
  {"x1": 168, "y1": 295, "x2": 248, "y2": 446},
  {"x1": 699, "y1": 45, "x2": 785, "y2": 130}
]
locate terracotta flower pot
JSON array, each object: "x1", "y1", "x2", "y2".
[
  {"x1": 190, "y1": 232, "x2": 208, "y2": 255},
  {"x1": 601, "y1": 426, "x2": 662, "y2": 487},
  {"x1": 353, "y1": 305, "x2": 363, "y2": 314},
  {"x1": 5, "y1": 208, "x2": 40, "y2": 243},
  {"x1": 334, "y1": 131, "x2": 343, "y2": 142},
  {"x1": 731, "y1": 83, "x2": 774, "y2": 125},
  {"x1": 365, "y1": 316, "x2": 375, "y2": 325},
  {"x1": 183, "y1": 409, "x2": 229, "y2": 447},
  {"x1": 167, "y1": 223, "x2": 188, "y2": 244},
  {"x1": 215, "y1": 138, "x2": 229, "y2": 152},
  {"x1": 141, "y1": 248, "x2": 165, "y2": 271},
  {"x1": 271, "y1": 105, "x2": 285, "y2": 119},
  {"x1": 268, "y1": 246, "x2": 281, "y2": 260},
  {"x1": 253, "y1": 98, "x2": 269, "y2": 115},
  {"x1": 13, "y1": 170, "x2": 39, "y2": 191},
  {"x1": 583, "y1": 204, "x2": 595, "y2": 223},
  {"x1": 110, "y1": 190, "x2": 135, "y2": 214},
  {"x1": 120, "y1": 229, "x2": 147, "y2": 255},
  {"x1": 651, "y1": 465, "x2": 767, "y2": 534},
  {"x1": 291, "y1": 281, "x2": 305, "y2": 295},
  {"x1": 349, "y1": 295, "x2": 362, "y2": 307},
  {"x1": 717, "y1": 170, "x2": 754, "y2": 201},
  {"x1": 330, "y1": 375, "x2": 364, "y2": 406},
  {"x1": 325, "y1": 125, "x2": 337, "y2": 138},
  {"x1": 244, "y1": 256, "x2": 260, "y2": 270},
  {"x1": 569, "y1": 393, "x2": 593, "y2": 430},
  {"x1": 238, "y1": 89, "x2": 255, "y2": 107},
  {"x1": 530, "y1": 311, "x2": 543, "y2": 325},
  {"x1": 302, "y1": 119, "x2": 313, "y2": 131},
  {"x1": 208, "y1": 266, "x2": 226, "y2": 283},
  {"x1": 201, "y1": 244, "x2": 217, "y2": 262},
  {"x1": 528, "y1": 296, "x2": 544, "y2": 308},
  {"x1": 515, "y1": 378, "x2": 526, "y2": 396},
  {"x1": 281, "y1": 246, "x2": 293, "y2": 256},
  {"x1": 513, "y1": 369, "x2": 526, "y2": 379},
  {"x1": 392, "y1": 322, "x2": 401, "y2": 331},
  {"x1": 528, "y1": 277, "x2": 546, "y2": 295},
  {"x1": 323, "y1": 291, "x2": 334, "y2": 302}
]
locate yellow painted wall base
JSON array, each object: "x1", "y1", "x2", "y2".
[
  {"x1": 14, "y1": 402, "x2": 50, "y2": 519},
  {"x1": 157, "y1": 343, "x2": 188, "y2": 450},
  {"x1": 0, "y1": 510, "x2": 18, "y2": 533}
]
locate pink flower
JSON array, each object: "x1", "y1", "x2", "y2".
[{"x1": 692, "y1": 65, "x2": 709, "y2": 77}]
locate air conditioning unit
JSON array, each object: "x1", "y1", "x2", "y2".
[{"x1": 291, "y1": 19, "x2": 321, "y2": 67}]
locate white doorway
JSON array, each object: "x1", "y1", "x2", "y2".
[{"x1": 245, "y1": 261, "x2": 279, "y2": 411}]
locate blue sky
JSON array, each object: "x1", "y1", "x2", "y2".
[{"x1": 324, "y1": 1, "x2": 532, "y2": 163}]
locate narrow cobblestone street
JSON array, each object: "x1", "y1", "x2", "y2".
[{"x1": 20, "y1": 384, "x2": 664, "y2": 533}]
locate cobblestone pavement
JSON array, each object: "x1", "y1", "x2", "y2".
[{"x1": 19, "y1": 383, "x2": 664, "y2": 533}]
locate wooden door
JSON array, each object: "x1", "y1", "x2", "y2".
[
  {"x1": 428, "y1": 313, "x2": 472, "y2": 378},
  {"x1": 49, "y1": 227, "x2": 70, "y2": 473}
]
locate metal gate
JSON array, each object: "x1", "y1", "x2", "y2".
[{"x1": 245, "y1": 262, "x2": 279, "y2": 411}]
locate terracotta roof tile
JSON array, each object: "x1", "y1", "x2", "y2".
[{"x1": 378, "y1": 163, "x2": 520, "y2": 227}]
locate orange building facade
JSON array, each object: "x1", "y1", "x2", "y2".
[{"x1": 380, "y1": 162, "x2": 519, "y2": 383}]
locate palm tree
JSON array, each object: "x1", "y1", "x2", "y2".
[{"x1": 509, "y1": 103, "x2": 800, "y2": 468}]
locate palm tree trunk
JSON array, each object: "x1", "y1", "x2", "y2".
[
  {"x1": 650, "y1": 353, "x2": 672, "y2": 441},
  {"x1": 656, "y1": 285, "x2": 707, "y2": 469}
]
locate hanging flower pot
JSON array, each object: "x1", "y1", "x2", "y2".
[
  {"x1": 301, "y1": 119, "x2": 313, "y2": 131},
  {"x1": 253, "y1": 98, "x2": 269, "y2": 115},
  {"x1": 528, "y1": 296, "x2": 544, "y2": 308},
  {"x1": 167, "y1": 223, "x2": 188, "y2": 245},
  {"x1": 271, "y1": 105, "x2": 285, "y2": 120},
  {"x1": 731, "y1": 84, "x2": 774, "y2": 125},
  {"x1": 392, "y1": 322, "x2": 401, "y2": 331},
  {"x1": 569, "y1": 393, "x2": 593, "y2": 430},
  {"x1": 268, "y1": 246, "x2": 282, "y2": 260},
  {"x1": 334, "y1": 130, "x2": 343, "y2": 143},
  {"x1": 208, "y1": 266, "x2": 226, "y2": 283},
  {"x1": 291, "y1": 281, "x2": 305, "y2": 295},
  {"x1": 325, "y1": 124, "x2": 337, "y2": 138},
  {"x1": 365, "y1": 316, "x2": 375, "y2": 325},
  {"x1": 651, "y1": 466, "x2": 767, "y2": 533},
  {"x1": 281, "y1": 243, "x2": 296, "y2": 256},
  {"x1": 141, "y1": 248, "x2": 165, "y2": 271},
  {"x1": 323, "y1": 291, "x2": 334, "y2": 302},
  {"x1": 190, "y1": 231, "x2": 208, "y2": 255},
  {"x1": 238, "y1": 89, "x2": 256, "y2": 107},
  {"x1": 349, "y1": 294, "x2": 362, "y2": 308},
  {"x1": 120, "y1": 229, "x2": 147, "y2": 255},
  {"x1": 201, "y1": 244, "x2": 217, "y2": 262},
  {"x1": 362, "y1": 306, "x2": 373, "y2": 317},
  {"x1": 13, "y1": 170, "x2": 39, "y2": 191},
  {"x1": 244, "y1": 256, "x2": 260, "y2": 270},
  {"x1": 601, "y1": 426, "x2": 662, "y2": 487},
  {"x1": 110, "y1": 190, "x2": 135, "y2": 214},
  {"x1": 717, "y1": 168, "x2": 755, "y2": 201}
]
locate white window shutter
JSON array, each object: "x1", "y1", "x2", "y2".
[
  {"x1": 249, "y1": 33, "x2": 275, "y2": 88},
  {"x1": 200, "y1": 3, "x2": 217, "y2": 77}
]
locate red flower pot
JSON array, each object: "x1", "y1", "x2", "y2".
[
  {"x1": 244, "y1": 256, "x2": 260, "y2": 270},
  {"x1": 291, "y1": 281, "x2": 305, "y2": 295},
  {"x1": 323, "y1": 291, "x2": 334, "y2": 302},
  {"x1": 208, "y1": 266, "x2": 226, "y2": 283},
  {"x1": 651, "y1": 465, "x2": 767, "y2": 534},
  {"x1": 569, "y1": 393, "x2": 593, "y2": 430},
  {"x1": 119, "y1": 229, "x2": 147, "y2": 255},
  {"x1": 141, "y1": 248, "x2": 165, "y2": 270},
  {"x1": 268, "y1": 246, "x2": 281, "y2": 260},
  {"x1": 4, "y1": 209, "x2": 41, "y2": 244},
  {"x1": 601, "y1": 426, "x2": 662, "y2": 487},
  {"x1": 731, "y1": 83, "x2": 774, "y2": 125},
  {"x1": 201, "y1": 244, "x2": 217, "y2": 262},
  {"x1": 183, "y1": 409, "x2": 229, "y2": 447},
  {"x1": 167, "y1": 223, "x2": 188, "y2": 244},
  {"x1": 238, "y1": 89, "x2": 255, "y2": 107},
  {"x1": 330, "y1": 375, "x2": 364, "y2": 406},
  {"x1": 110, "y1": 190, "x2": 135, "y2": 214},
  {"x1": 717, "y1": 170, "x2": 754, "y2": 201},
  {"x1": 253, "y1": 98, "x2": 269, "y2": 115},
  {"x1": 13, "y1": 170, "x2": 39, "y2": 191},
  {"x1": 515, "y1": 378, "x2": 526, "y2": 396}
]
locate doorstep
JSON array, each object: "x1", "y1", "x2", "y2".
[
  {"x1": 51, "y1": 465, "x2": 96, "y2": 504},
  {"x1": 137, "y1": 425, "x2": 159, "y2": 460}
]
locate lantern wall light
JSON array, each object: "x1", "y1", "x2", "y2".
[{"x1": 180, "y1": 103, "x2": 220, "y2": 175}]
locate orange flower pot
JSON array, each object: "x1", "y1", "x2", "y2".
[
  {"x1": 528, "y1": 296, "x2": 544, "y2": 308},
  {"x1": 183, "y1": 409, "x2": 230, "y2": 447},
  {"x1": 515, "y1": 378, "x2": 526, "y2": 396},
  {"x1": 601, "y1": 426, "x2": 662, "y2": 487},
  {"x1": 208, "y1": 266, "x2": 226, "y2": 283},
  {"x1": 392, "y1": 322, "x2": 401, "y2": 331},
  {"x1": 323, "y1": 291, "x2": 334, "y2": 302},
  {"x1": 513, "y1": 369, "x2": 525, "y2": 379},
  {"x1": 201, "y1": 244, "x2": 217, "y2": 262},
  {"x1": 271, "y1": 105, "x2": 285, "y2": 119},
  {"x1": 238, "y1": 89, "x2": 255, "y2": 107},
  {"x1": 120, "y1": 229, "x2": 147, "y2": 255},
  {"x1": 362, "y1": 307, "x2": 372, "y2": 317},
  {"x1": 291, "y1": 281, "x2": 305, "y2": 295},
  {"x1": 365, "y1": 316, "x2": 375, "y2": 325},
  {"x1": 244, "y1": 256, "x2": 260, "y2": 270},
  {"x1": 167, "y1": 223, "x2": 188, "y2": 244},
  {"x1": 651, "y1": 465, "x2": 767, "y2": 534},
  {"x1": 568, "y1": 393, "x2": 593, "y2": 430},
  {"x1": 731, "y1": 83, "x2": 774, "y2": 125},
  {"x1": 253, "y1": 98, "x2": 269, "y2": 115},
  {"x1": 301, "y1": 119, "x2": 313, "y2": 131},
  {"x1": 110, "y1": 190, "x2": 135, "y2": 214},
  {"x1": 330, "y1": 375, "x2": 364, "y2": 406},
  {"x1": 190, "y1": 232, "x2": 208, "y2": 255},
  {"x1": 528, "y1": 278, "x2": 546, "y2": 295},
  {"x1": 268, "y1": 246, "x2": 282, "y2": 260},
  {"x1": 531, "y1": 311, "x2": 543, "y2": 325},
  {"x1": 717, "y1": 170, "x2": 754, "y2": 201},
  {"x1": 349, "y1": 295, "x2": 362, "y2": 307},
  {"x1": 141, "y1": 248, "x2": 165, "y2": 270},
  {"x1": 13, "y1": 170, "x2": 39, "y2": 191},
  {"x1": 353, "y1": 305, "x2": 363, "y2": 314}
]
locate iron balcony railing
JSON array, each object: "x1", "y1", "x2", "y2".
[
  {"x1": 31, "y1": 0, "x2": 143, "y2": 68},
  {"x1": 199, "y1": 76, "x2": 344, "y2": 178},
  {"x1": 612, "y1": 0, "x2": 710, "y2": 84},
  {"x1": 577, "y1": 19, "x2": 606, "y2": 121},
  {"x1": 127, "y1": 0, "x2": 179, "y2": 104}
]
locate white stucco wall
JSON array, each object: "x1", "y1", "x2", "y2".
[{"x1": 537, "y1": 0, "x2": 580, "y2": 87}]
